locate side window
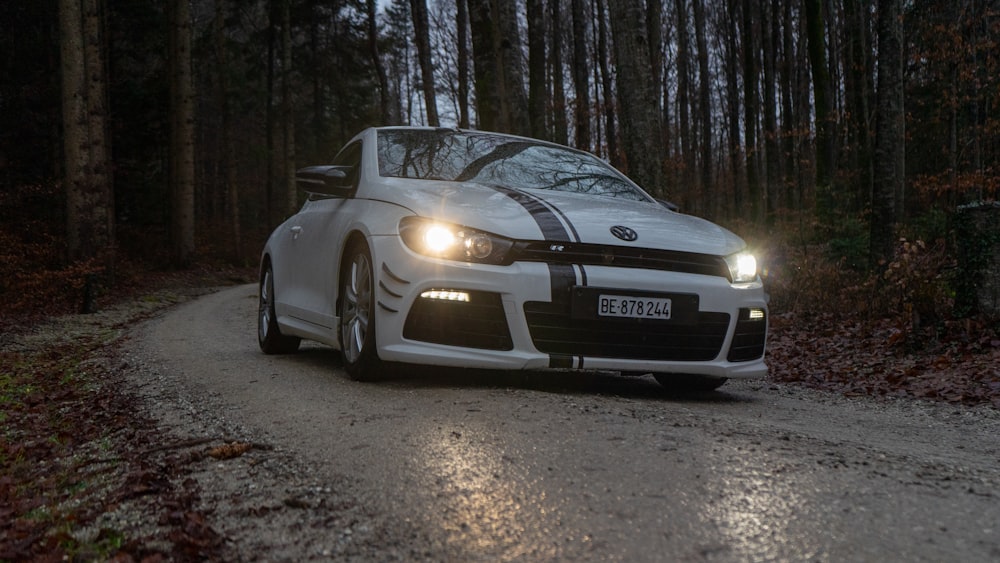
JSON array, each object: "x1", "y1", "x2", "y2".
[{"x1": 331, "y1": 141, "x2": 362, "y2": 189}]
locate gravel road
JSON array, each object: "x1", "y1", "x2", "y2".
[{"x1": 123, "y1": 284, "x2": 1000, "y2": 561}]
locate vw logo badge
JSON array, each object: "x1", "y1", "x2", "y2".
[{"x1": 610, "y1": 225, "x2": 638, "y2": 241}]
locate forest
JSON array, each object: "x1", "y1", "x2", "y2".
[{"x1": 1, "y1": 0, "x2": 998, "y2": 401}]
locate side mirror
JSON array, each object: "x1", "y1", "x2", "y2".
[{"x1": 296, "y1": 165, "x2": 353, "y2": 197}]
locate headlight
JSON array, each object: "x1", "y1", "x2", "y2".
[
  {"x1": 399, "y1": 217, "x2": 514, "y2": 264},
  {"x1": 725, "y1": 251, "x2": 758, "y2": 283}
]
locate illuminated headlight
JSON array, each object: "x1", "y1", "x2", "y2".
[
  {"x1": 725, "y1": 251, "x2": 758, "y2": 283},
  {"x1": 400, "y1": 217, "x2": 514, "y2": 264}
]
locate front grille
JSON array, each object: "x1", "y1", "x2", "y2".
[
  {"x1": 511, "y1": 242, "x2": 731, "y2": 279},
  {"x1": 523, "y1": 301, "x2": 730, "y2": 361},
  {"x1": 403, "y1": 291, "x2": 513, "y2": 350},
  {"x1": 727, "y1": 308, "x2": 768, "y2": 361}
]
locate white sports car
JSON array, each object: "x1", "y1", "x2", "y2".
[{"x1": 258, "y1": 127, "x2": 768, "y2": 390}]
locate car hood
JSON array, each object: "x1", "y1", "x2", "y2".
[{"x1": 371, "y1": 178, "x2": 746, "y2": 256}]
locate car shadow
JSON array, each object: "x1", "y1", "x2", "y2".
[{"x1": 284, "y1": 344, "x2": 752, "y2": 405}]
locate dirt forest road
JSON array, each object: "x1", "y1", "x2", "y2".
[{"x1": 125, "y1": 284, "x2": 1000, "y2": 561}]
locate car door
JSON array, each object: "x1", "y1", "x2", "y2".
[{"x1": 280, "y1": 141, "x2": 362, "y2": 330}]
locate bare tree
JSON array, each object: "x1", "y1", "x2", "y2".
[
  {"x1": 60, "y1": 0, "x2": 114, "y2": 268},
  {"x1": 169, "y1": 0, "x2": 195, "y2": 266},
  {"x1": 608, "y1": 0, "x2": 666, "y2": 197},
  {"x1": 410, "y1": 0, "x2": 440, "y2": 126},
  {"x1": 527, "y1": 0, "x2": 547, "y2": 139},
  {"x1": 550, "y1": 0, "x2": 568, "y2": 144},
  {"x1": 456, "y1": 0, "x2": 471, "y2": 128},
  {"x1": 594, "y1": 0, "x2": 618, "y2": 166},
  {"x1": 571, "y1": 0, "x2": 590, "y2": 151},
  {"x1": 214, "y1": 0, "x2": 241, "y2": 264},
  {"x1": 805, "y1": 0, "x2": 834, "y2": 215},
  {"x1": 870, "y1": 0, "x2": 904, "y2": 267},
  {"x1": 693, "y1": 0, "x2": 714, "y2": 218},
  {"x1": 368, "y1": 0, "x2": 392, "y2": 125}
]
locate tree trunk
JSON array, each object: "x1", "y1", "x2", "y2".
[
  {"x1": 410, "y1": 0, "x2": 440, "y2": 126},
  {"x1": 693, "y1": 0, "x2": 714, "y2": 219},
  {"x1": 215, "y1": 0, "x2": 241, "y2": 264},
  {"x1": 60, "y1": 0, "x2": 114, "y2": 269},
  {"x1": 527, "y1": 0, "x2": 547, "y2": 140},
  {"x1": 456, "y1": 0, "x2": 471, "y2": 128},
  {"x1": 467, "y1": 0, "x2": 500, "y2": 131},
  {"x1": 494, "y1": 0, "x2": 531, "y2": 135},
  {"x1": 595, "y1": 0, "x2": 618, "y2": 167},
  {"x1": 742, "y1": 0, "x2": 761, "y2": 223},
  {"x1": 870, "y1": 0, "x2": 904, "y2": 267},
  {"x1": 805, "y1": 0, "x2": 834, "y2": 217},
  {"x1": 676, "y1": 0, "x2": 693, "y2": 211},
  {"x1": 571, "y1": 0, "x2": 590, "y2": 151},
  {"x1": 723, "y1": 0, "x2": 744, "y2": 215},
  {"x1": 169, "y1": 0, "x2": 195, "y2": 267},
  {"x1": 844, "y1": 0, "x2": 874, "y2": 214},
  {"x1": 550, "y1": 0, "x2": 568, "y2": 144},
  {"x1": 368, "y1": 0, "x2": 392, "y2": 125},
  {"x1": 281, "y1": 0, "x2": 295, "y2": 216},
  {"x1": 761, "y1": 0, "x2": 779, "y2": 222},
  {"x1": 608, "y1": 0, "x2": 666, "y2": 197}
]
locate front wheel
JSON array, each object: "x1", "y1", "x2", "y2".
[
  {"x1": 653, "y1": 373, "x2": 728, "y2": 392},
  {"x1": 258, "y1": 264, "x2": 301, "y2": 354},
  {"x1": 339, "y1": 240, "x2": 382, "y2": 381}
]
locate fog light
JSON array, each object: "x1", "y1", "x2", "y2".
[
  {"x1": 748, "y1": 308, "x2": 765, "y2": 320},
  {"x1": 420, "y1": 290, "x2": 470, "y2": 302}
]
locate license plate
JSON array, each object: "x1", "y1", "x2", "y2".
[{"x1": 598, "y1": 294, "x2": 672, "y2": 320}]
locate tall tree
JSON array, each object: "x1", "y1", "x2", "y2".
[
  {"x1": 843, "y1": 0, "x2": 873, "y2": 213},
  {"x1": 527, "y1": 0, "x2": 547, "y2": 139},
  {"x1": 692, "y1": 0, "x2": 714, "y2": 218},
  {"x1": 595, "y1": 0, "x2": 618, "y2": 166},
  {"x1": 742, "y1": 0, "x2": 762, "y2": 222},
  {"x1": 494, "y1": 0, "x2": 531, "y2": 135},
  {"x1": 870, "y1": 0, "x2": 904, "y2": 267},
  {"x1": 214, "y1": 0, "x2": 241, "y2": 263},
  {"x1": 60, "y1": 0, "x2": 114, "y2": 268},
  {"x1": 280, "y1": 0, "x2": 295, "y2": 216},
  {"x1": 608, "y1": 0, "x2": 666, "y2": 197},
  {"x1": 456, "y1": 0, "x2": 471, "y2": 128},
  {"x1": 805, "y1": 0, "x2": 834, "y2": 216},
  {"x1": 467, "y1": 0, "x2": 500, "y2": 130},
  {"x1": 550, "y1": 0, "x2": 568, "y2": 144},
  {"x1": 675, "y1": 0, "x2": 694, "y2": 209},
  {"x1": 410, "y1": 0, "x2": 440, "y2": 126},
  {"x1": 368, "y1": 0, "x2": 392, "y2": 125},
  {"x1": 169, "y1": 0, "x2": 195, "y2": 266},
  {"x1": 571, "y1": 0, "x2": 590, "y2": 151}
]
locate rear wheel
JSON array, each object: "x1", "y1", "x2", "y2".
[
  {"x1": 653, "y1": 373, "x2": 728, "y2": 392},
  {"x1": 258, "y1": 264, "x2": 301, "y2": 354},
  {"x1": 340, "y1": 240, "x2": 382, "y2": 381}
]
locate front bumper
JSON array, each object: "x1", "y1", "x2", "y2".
[{"x1": 369, "y1": 234, "x2": 768, "y2": 379}]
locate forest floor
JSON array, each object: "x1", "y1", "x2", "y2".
[{"x1": 1, "y1": 265, "x2": 998, "y2": 560}]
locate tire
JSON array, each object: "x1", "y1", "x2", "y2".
[
  {"x1": 339, "y1": 240, "x2": 382, "y2": 381},
  {"x1": 258, "y1": 264, "x2": 301, "y2": 354},
  {"x1": 653, "y1": 373, "x2": 728, "y2": 392}
]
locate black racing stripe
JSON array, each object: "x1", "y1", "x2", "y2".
[
  {"x1": 547, "y1": 263, "x2": 576, "y2": 307},
  {"x1": 490, "y1": 186, "x2": 573, "y2": 242}
]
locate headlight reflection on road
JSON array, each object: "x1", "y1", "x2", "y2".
[
  {"x1": 702, "y1": 447, "x2": 825, "y2": 561},
  {"x1": 415, "y1": 422, "x2": 562, "y2": 559}
]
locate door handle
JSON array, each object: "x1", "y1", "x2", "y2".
[{"x1": 290, "y1": 226, "x2": 302, "y2": 239}]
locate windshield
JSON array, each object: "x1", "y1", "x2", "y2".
[{"x1": 377, "y1": 129, "x2": 651, "y2": 202}]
